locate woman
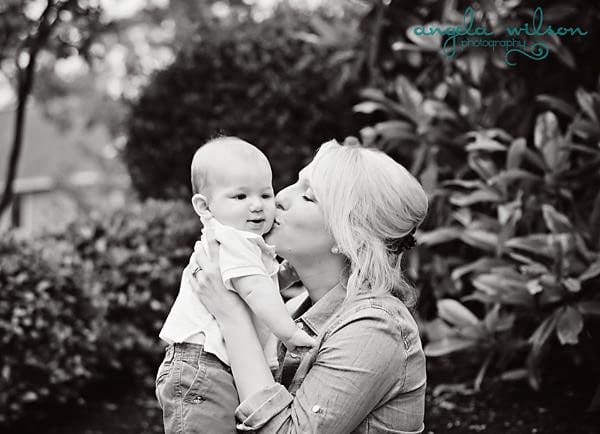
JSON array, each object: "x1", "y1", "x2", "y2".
[{"x1": 186, "y1": 139, "x2": 428, "y2": 433}]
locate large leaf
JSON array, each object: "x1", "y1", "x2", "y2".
[
  {"x1": 468, "y1": 154, "x2": 498, "y2": 181},
  {"x1": 580, "y1": 260, "x2": 600, "y2": 281},
  {"x1": 533, "y1": 111, "x2": 570, "y2": 172},
  {"x1": 374, "y1": 120, "x2": 416, "y2": 141},
  {"x1": 541, "y1": 204, "x2": 573, "y2": 233},
  {"x1": 450, "y1": 188, "x2": 503, "y2": 207},
  {"x1": 535, "y1": 95, "x2": 577, "y2": 118},
  {"x1": 543, "y1": 34, "x2": 576, "y2": 69},
  {"x1": 506, "y1": 138, "x2": 527, "y2": 170},
  {"x1": 488, "y1": 169, "x2": 541, "y2": 188},
  {"x1": 556, "y1": 306, "x2": 584, "y2": 345},
  {"x1": 577, "y1": 301, "x2": 600, "y2": 316},
  {"x1": 465, "y1": 131, "x2": 507, "y2": 152},
  {"x1": 406, "y1": 23, "x2": 442, "y2": 50},
  {"x1": 534, "y1": 111, "x2": 561, "y2": 150},
  {"x1": 471, "y1": 272, "x2": 534, "y2": 307},
  {"x1": 395, "y1": 75, "x2": 423, "y2": 112},
  {"x1": 527, "y1": 310, "x2": 560, "y2": 390},
  {"x1": 571, "y1": 118, "x2": 600, "y2": 141},
  {"x1": 505, "y1": 234, "x2": 558, "y2": 258},
  {"x1": 424, "y1": 336, "x2": 477, "y2": 357},
  {"x1": 575, "y1": 87, "x2": 599, "y2": 123},
  {"x1": 353, "y1": 101, "x2": 387, "y2": 114},
  {"x1": 420, "y1": 162, "x2": 438, "y2": 195},
  {"x1": 561, "y1": 278, "x2": 581, "y2": 293},
  {"x1": 419, "y1": 227, "x2": 463, "y2": 246},
  {"x1": 437, "y1": 299, "x2": 480, "y2": 327},
  {"x1": 451, "y1": 257, "x2": 508, "y2": 281},
  {"x1": 528, "y1": 309, "x2": 560, "y2": 359},
  {"x1": 460, "y1": 230, "x2": 498, "y2": 252},
  {"x1": 497, "y1": 199, "x2": 522, "y2": 226},
  {"x1": 441, "y1": 179, "x2": 486, "y2": 189}
]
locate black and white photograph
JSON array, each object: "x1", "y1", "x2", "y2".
[{"x1": 1, "y1": 0, "x2": 599, "y2": 432}]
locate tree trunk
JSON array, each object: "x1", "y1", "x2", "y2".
[
  {"x1": 0, "y1": 0, "x2": 59, "y2": 220},
  {"x1": 0, "y1": 56, "x2": 37, "y2": 219}
]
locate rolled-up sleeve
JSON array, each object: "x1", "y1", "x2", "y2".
[{"x1": 234, "y1": 307, "x2": 410, "y2": 433}]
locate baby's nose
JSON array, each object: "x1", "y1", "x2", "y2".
[{"x1": 249, "y1": 198, "x2": 263, "y2": 211}]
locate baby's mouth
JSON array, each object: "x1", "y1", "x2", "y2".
[{"x1": 247, "y1": 218, "x2": 265, "y2": 224}]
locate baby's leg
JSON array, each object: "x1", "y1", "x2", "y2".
[{"x1": 156, "y1": 343, "x2": 239, "y2": 434}]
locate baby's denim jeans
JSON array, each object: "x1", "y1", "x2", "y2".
[{"x1": 155, "y1": 342, "x2": 239, "y2": 434}]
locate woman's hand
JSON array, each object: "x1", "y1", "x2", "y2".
[{"x1": 186, "y1": 229, "x2": 248, "y2": 323}]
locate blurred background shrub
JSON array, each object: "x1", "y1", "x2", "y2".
[
  {"x1": 0, "y1": 200, "x2": 200, "y2": 425},
  {"x1": 351, "y1": 0, "x2": 600, "y2": 401},
  {"x1": 123, "y1": 5, "x2": 361, "y2": 198},
  {"x1": 0, "y1": 235, "x2": 101, "y2": 424}
]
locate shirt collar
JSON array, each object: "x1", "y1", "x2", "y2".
[{"x1": 292, "y1": 282, "x2": 346, "y2": 336}]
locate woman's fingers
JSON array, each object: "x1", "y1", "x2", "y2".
[
  {"x1": 204, "y1": 228, "x2": 221, "y2": 263},
  {"x1": 185, "y1": 265, "x2": 206, "y2": 296},
  {"x1": 192, "y1": 243, "x2": 210, "y2": 270}
]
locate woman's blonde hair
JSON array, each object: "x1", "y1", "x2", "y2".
[{"x1": 309, "y1": 139, "x2": 428, "y2": 306}]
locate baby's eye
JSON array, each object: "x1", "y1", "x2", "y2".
[
  {"x1": 262, "y1": 193, "x2": 273, "y2": 199},
  {"x1": 233, "y1": 194, "x2": 247, "y2": 200}
]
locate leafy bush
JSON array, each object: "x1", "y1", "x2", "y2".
[
  {"x1": 124, "y1": 6, "x2": 359, "y2": 199},
  {"x1": 0, "y1": 200, "x2": 201, "y2": 426},
  {"x1": 60, "y1": 200, "x2": 201, "y2": 377},
  {"x1": 353, "y1": 0, "x2": 600, "y2": 395},
  {"x1": 0, "y1": 235, "x2": 101, "y2": 424},
  {"x1": 419, "y1": 99, "x2": 600, "y2": 390}
]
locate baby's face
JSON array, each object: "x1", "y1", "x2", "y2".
[{"x1": 207, "y1": 158, "x2": 275, "y2": 236}]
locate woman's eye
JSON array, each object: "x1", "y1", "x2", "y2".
[{"x1": 302, "y1": 195, "x2": 314, "y2": 202}]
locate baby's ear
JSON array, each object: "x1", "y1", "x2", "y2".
[{"x1": 191, "y1": 194, "x2": 210, "y2": 216}]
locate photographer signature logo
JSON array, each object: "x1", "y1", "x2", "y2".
[{"x1": 412, "y1": 6, "x2": 588, "y2": 66}]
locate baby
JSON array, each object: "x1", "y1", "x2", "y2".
[{"x1": 155, "y1": 137, "x2": 313, "y2": 434}]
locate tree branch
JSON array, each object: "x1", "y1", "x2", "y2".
[{"x1": 0, "y1": 0, "x2": 64, "y2": 218}]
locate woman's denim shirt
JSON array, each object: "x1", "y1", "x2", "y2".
[{"x1": 235, "y1": 283, "x2": 426, "y2": 433}]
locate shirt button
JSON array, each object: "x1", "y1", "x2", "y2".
[
  {"x1": 296, "y1": 322, "x2": 304, "y2": 329},
  {"x1": 289, "y1": 352, "x2": 299, "y2": 358},
  {"x1": 312, "y1": 405, "x2": 321, "y2": 413}
]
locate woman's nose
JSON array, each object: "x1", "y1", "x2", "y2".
[{"x1": 275, "y1": 187, "x2": 290, "y2": 210}]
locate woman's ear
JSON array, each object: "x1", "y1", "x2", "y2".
[{"x1": 191, "y1": 194, "x2": 210, "y2": 216}]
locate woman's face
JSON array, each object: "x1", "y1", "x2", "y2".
[{"x1": 265, "y1": 165, "x2": 335, "y2": 261}]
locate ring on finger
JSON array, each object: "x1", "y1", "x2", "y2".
[{"x1": 191, "y1": 264, "x2": 202, "y2": 277}]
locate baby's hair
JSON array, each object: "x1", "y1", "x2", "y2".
[{"x1": 190, "y1": 135, "x2": 254, "y2": 195}]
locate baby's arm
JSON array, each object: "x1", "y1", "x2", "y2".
[{"x1": 233, "y1": 275, "x2": 314, "y2": 350}]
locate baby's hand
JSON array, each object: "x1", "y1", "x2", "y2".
[{"x1": 283, "y1": 328, "x2": 316, "y2": 352}]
